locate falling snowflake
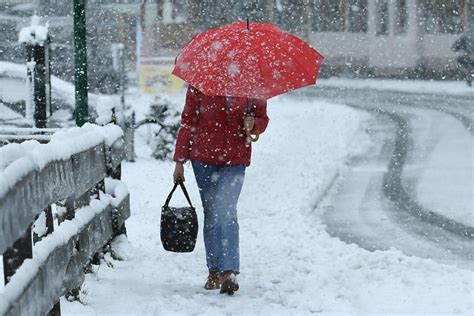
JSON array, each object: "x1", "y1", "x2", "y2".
[
  {"x1": 211, "y1": 41, "x2": 223, "y2": 50},
  {"x1": 228, "y1": 62, "x2": 240, "y2": 76}
]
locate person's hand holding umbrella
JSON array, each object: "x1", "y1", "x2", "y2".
[
  {"x1": 244, "y1": 116, "x2": 255, "y2": 131},
  {"x1": 244, "y1": 115, "x2": 258, "y2": 143}
]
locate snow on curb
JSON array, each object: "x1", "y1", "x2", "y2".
[{"x1": 318, "y1": 77, "x2": 474, "y2": 96}]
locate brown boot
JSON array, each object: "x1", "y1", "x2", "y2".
[
  {"x1": 204, "y1": 271, "x2": 221, "y2": 290},
  {"x1": 219, "y1": 271, "x2": 239, "y2": 295}
]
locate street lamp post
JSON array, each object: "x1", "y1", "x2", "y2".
[{"x1": 74, "y1": 0, "x2": 89, "y2": 126}]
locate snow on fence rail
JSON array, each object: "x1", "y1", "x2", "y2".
[
  {"x1": 0, "y1": 124, "x2": 131, "y2": 316},
  {"x1": 0, "y1": 127, "x2": 59, "y2": 145}
]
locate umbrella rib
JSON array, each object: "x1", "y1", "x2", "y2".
[
  {"x1": 292, "y1": 56, "x2": 317, "y2": 83},
  {"x1": 282, "y1": 44, "x2": 318, "y2": 82}
]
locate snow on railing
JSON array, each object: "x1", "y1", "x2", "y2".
[
  {"x1": 0, "y1": 124, "x2": 131, "y2": 316},
  {"x1": 0, "y1": 127, "x2": 59, "y2": 145}
]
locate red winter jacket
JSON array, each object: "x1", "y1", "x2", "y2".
[{"x1": 173, "y1": 86, "x2": 269, "y2": 166}]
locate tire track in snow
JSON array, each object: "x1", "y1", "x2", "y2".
[
  {"x1": 301, "y1": 87, "x2": 473, "y2": 259},
  {"x1": 339, "y1": 102, "x2": 474, "y2": 240},
  {"x1": 381, "y1": 111, "x2": 474, "y2": 239}
]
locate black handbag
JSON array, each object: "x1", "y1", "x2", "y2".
[{"x1": 160, "y1": 181, "x2": 198, "y2": 253}]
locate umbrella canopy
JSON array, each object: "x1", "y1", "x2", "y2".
[{"x1": 172, "y1": 21, "x2": 324, "y2": 99}]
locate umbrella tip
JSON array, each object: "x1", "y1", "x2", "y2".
[{"x1": 246, "y1": 17, "x2": 250, "y2": 30}]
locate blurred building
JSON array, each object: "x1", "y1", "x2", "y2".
[
  {"x1": 1, "y1": 0, "x2": 471, "y2": 82},
  {"x1": 137, "y1": 0, "x2": 471, "y2": 79},
  {"x1": 304, "y1": 0, "x2": 472, "y2": 78}
]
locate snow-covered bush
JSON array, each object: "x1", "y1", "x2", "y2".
[{"x1": 136, "y1": 96, "x2": 180, "y2": 161}]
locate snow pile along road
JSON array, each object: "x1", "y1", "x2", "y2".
[
  {"x1": 62, "y1": 97, "x2": 472, "y2": 315},
  {"x1": 415, "y1": 114, "x2": 473, "y2": 227}
]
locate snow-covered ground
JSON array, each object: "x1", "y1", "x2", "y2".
[
  {"x1": 313, "y1": 78, "x2": 473, "y2": 230},
  {"x1": 0, "y1": 104, "x2": 24, "y2": 121},
  {"x1": 61, "y1": 95, "x2": 473, "y2": 315},
  {"x1": 0, "y1": 61, "x2": 120, "y2": 126},
  {"x1": 1, "y1": 75, "x2": 472, "y2": 314},
  {"x1": 0, "y1": 61, "x2": 76, "y2": 108},
  {"x1": 414, "y1": 113, "x2": 473, "y2": 227},
  {"x1": 0, "y1": 77, "x2": 25, "y2": 103}
]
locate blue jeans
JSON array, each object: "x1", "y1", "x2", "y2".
[{"x1": 192, "y1": 161, "x2": 246, "y2": 274}]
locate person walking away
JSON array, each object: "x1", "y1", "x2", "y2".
[{"x1": 173, "y1": 85, "x2": 269, "y2": 295}]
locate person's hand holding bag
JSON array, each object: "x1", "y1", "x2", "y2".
[{"x1": 173, "y1": 162, "x2": 185, "y2": 183}]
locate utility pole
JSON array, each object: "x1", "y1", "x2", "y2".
[
  {"x1": 136, "y1": 0, "x2": 146, "y2": 72},
  {"x1": 73, "y1": 0, "x2": 89, "y2": 127}
]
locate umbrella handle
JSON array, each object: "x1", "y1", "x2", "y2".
[{"x1": 246, "y1": 130, "x2": 259, "y2": 142}]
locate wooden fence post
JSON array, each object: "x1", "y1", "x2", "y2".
[
  {"x1": 32, "y1": 206, "x2": 61, "y2": 316},
  {"x1": 110, "y1": 163, "x2": 127, "y2": 237},
  {"x1": 33, "y1": 206, "x2": 54, "y2": 243},
  {"x1": 65, "y1": 190, "x2": 91, "y2": 224},
  {"x1": 3, "y1": 226, "x2": 32, "y2": 285},
  {"x1": 124, "y1": 111, "x2": 135, "y2": 162},
  {"x1": 47, "y1": 303, "x2": 61, "y2": 316}
]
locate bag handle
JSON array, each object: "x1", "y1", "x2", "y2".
[{"x1": 164, "y1": 180, "x2": 194, "y2": 208}]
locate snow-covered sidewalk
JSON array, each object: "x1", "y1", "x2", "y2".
[{"x1": 62, "y1": 97, "x2": 472, "y2": 315}]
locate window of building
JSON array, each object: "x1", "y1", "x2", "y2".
[
  {"x1": 157, "y1": 0, "x2": 163, "y2": 21},
  {"x1": 312, "y1": 0, "x2": 346, "y2": 32},
  {"x1": 347, "y1": 0, "x2": 368, "y2": 32},
  {"x1": 171, "y1": 0, "x2": 183, "y2": 21},
  {"x1": 394, "y1": 0, "x2": 408, "y2": 34},
  {"x1": 311, "y1": 0, "x2": 368, "y2": 33},
  {"x1": 419, "y1": 0, "x2": 465, "y2": 34},
  {"x1": 272, "y1": 0, "x2": 309, "y2": 34},
  {"x1": 376, "y1": 0, "x2": 389, "y2": 35},
  {"x1": 171, "y1": 1, "x2": 177, "y2": 21}
]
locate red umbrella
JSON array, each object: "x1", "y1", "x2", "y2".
[{"x1": 172, "y1": 21, "x2": 324, "y2": 100}]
